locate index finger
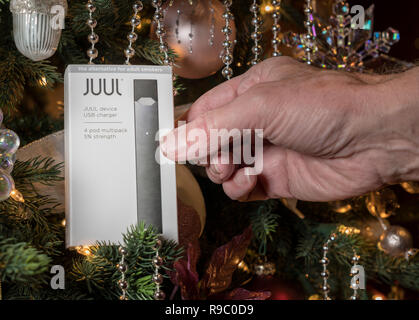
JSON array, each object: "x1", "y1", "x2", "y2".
[{"x1": 186, "y1": 74, "x2": 244, "y2": 122}]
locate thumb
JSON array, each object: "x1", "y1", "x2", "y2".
[{"x1": 161, "y1": 89, "x2": 268, "y2": 162}]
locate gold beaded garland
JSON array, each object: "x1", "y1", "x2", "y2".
[
  {"x1": 117, "y1": 246, "x2": 129, "y2": 300},
  {"x1": 117, "y1": 237, "x2": 166, "y2": 300},
  {"x1": 152, "y1": 238, "x2": 166, "y2": 300}
]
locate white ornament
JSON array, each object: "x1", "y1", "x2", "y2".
[{"x1": 10, "y1": 0, "x2": 68, "y2": 61}]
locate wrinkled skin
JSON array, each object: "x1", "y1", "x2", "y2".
[{"x1": 162, "y1": 57, "x2": 419, "y2": 202}]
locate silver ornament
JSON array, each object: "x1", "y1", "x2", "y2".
[
  {"x1": 378, "y1": 226, "x2": 413, "y2": 257},
  {"x1": 10, "y1": 0, "x2": 68, "y2": 61}
]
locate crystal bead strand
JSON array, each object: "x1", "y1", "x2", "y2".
[
  {"x1": 117, "y1": 246, "x2": 129, "y2": 300},
  {"x1": 209, "y1": 0, "x2": 215, "y2": 46},
  {"x1": 221, "y1": 0, "x2": 234, "y2": 80},
  {"x1": 175, "y1": 9, "x2": 181, "y2": 44},
  {"x1": 86, "y1": 0, "x2": 99, "y2": 64},
  {"x1": 152, "y1": 238, "x2": 165, "y2": 300},
  {"x1": 303, "y1": 0, "x2": 316, "y2": 64},
  {"x1": 271, "y1": 0, "x2": 281, "y2": 57},
  {"x1": 124, "y1": 1, "x2": 143, "y2": 65},
  {"x1": 320, "y1": 233, "x2": 336, "y2": 300},
  {"x1": 188, "y1": 16, "x2": 194, "y2": 54},
  {"x1": 250, "y1": 0, "x2": 262, "y2": 65}
]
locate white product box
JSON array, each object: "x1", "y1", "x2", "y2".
[{"x1": 65, "y1": 64, "x2": 178, "y2": 248}]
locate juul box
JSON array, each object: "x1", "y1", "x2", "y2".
[{"x1": 65, "y1": 65, "x2": 178, "y2": 248}]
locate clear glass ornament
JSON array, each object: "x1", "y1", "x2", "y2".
[
  {"x1": 0, "y1": 153, "x2": 17, "y2": 173},
  {"x1": 0, "y1": 169, "x2": 15, "y2": 201},
  {"x1": 0, "y1": 129, "x2": 20, "y2": 154},
  {"x1": 10, "y1": 0, "x2": 68, "y2": 61}
]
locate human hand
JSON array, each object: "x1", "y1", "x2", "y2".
[{"x1": 162, "y1": 57, "x2": 419, "y2": 202}]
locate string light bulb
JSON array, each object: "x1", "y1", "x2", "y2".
[
  {"x1": 10, "y1": 188, "x2": 24, "y2": 203},
  {"x1": 38, "y1": 76, "x2": 47, "y2": 87},
  {"x1": 338, "y1": 225, "x2": 361, "y2": 235},
  {"x1": 264, "y1": 5, "x2": 273, "y2": 13},
  {"x1": 76, "y1": 245, "x2": 92, "y2": 256}
]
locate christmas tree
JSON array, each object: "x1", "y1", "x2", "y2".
[{"x1": 0, "y1": 0, "x2": 418, "y2": 300}]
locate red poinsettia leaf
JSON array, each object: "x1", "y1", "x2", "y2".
[
  {"x1": 173, "y1": 260, "x2": 200, "y2": 300},
  {"x1": 220, "y1": 288, "x2": 271, "y2": 300},
  {"x1": 202, "y1": 227, "x2": 252, "y2": 295},
  {"x1": 170, "y1": 244, "x2": 200, "y2": 300}
]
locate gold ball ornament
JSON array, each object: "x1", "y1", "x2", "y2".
[
  {"x1": 378, "y1": 226, "x2": 413, "y2": 257},
  {"x1": 151, "y1": 0, "x2": 236, "y2": 79},
  {"x1": 366, "y1": 189, "x2": 399, "y2": 219},
  {"x1": 400, "y1": 181, "x2": 419, "y2": 194},
  {"x1": 330, "y1": 200, "x2": 352, "y2": 214}
]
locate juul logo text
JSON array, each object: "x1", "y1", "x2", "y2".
[{"x1": 83, "y1": 79, "x2": 123, "y2": 96}]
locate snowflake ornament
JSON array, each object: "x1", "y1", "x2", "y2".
[{"x1": 284, "y1": 0, "x2": 401, "y2": 72}]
